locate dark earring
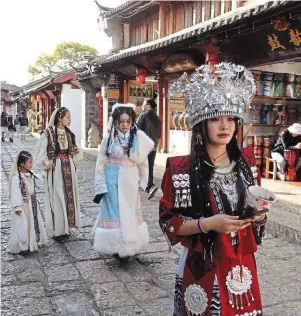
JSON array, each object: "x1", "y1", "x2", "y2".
[{"x1": 196, "y1": 133, "x2": 203, "y2": 145}]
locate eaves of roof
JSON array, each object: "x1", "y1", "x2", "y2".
[
  {"x1": 92, "y1": 0, "x2": 292, "y2": 66},
  {"x1": 10, "y1": 69, "x2": 74, "y2": 101},
  {"x1": 103, "y1": 1, "x2": 150, "y2": 18}
]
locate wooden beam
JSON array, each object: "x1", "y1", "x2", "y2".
[{"x1": 159, "y1": 2, "x2": 166, "y2": 38}]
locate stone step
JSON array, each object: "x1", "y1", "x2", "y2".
[
  {"x1": 266, "y1": 207, "x2": 301, "y2": 245},
  {"x1": 272, "y1": 199, "x2": 301, "y2": 216}
]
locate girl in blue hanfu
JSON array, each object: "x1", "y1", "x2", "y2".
[
  {"x1": 93, "y1": 103, "x2": 154, "y2": 261},
  {"x1": 7, "y1": 151, "x2": 47, "y2": 254}
]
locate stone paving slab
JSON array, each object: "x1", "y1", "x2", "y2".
[{"x1": 1, "y1": 138, "x2": 301, "y2": 316}]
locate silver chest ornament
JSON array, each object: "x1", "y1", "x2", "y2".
[
  {"x1": 226, "y1": 265, "x2": 255, "y2": 311},
  {"x1": 172, "y1": 174, "x2": 192, "y2": 208},
  {"x1": 184, "y1": 284, "x2": 208, "y2": 316}
]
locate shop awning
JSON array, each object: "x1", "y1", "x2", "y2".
[{"x1": 92, "y1": 0, "x2": 292, "y2": 67}]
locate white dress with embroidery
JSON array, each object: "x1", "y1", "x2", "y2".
[
  {"x1": 7, "y1": 173, "x2": 48, "y2": 253},
  {"x1": 93, "y1": 129, "x2": 154, "y2": 257},
  {"x1": 34, "y1": 128, "x2": 83, "y2": 237}
]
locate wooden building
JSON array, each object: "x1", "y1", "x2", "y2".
[
  {"x1": 1, "y1": 81, "x2": 19, "y2": 116},
  {"x1": 10, "y1": 70, "x2": 83, "y2": 142},
  {"x1": 77, "y1": 0, "x2": 301, "y2": 166}
]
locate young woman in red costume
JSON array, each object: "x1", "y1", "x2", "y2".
[{"x1": 159, "y1": 63, "x2": 267, "y2": 316}]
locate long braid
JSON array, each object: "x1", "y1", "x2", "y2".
[
  {"x1": 127, "y1": 125, "x2": 137, "y2": 157},
  {"x1": 54, "y1": 125, "x2": 60, "y2": 153},
  {"x1": 65, "y1": 126, "x2": 76, "y2": 147}
]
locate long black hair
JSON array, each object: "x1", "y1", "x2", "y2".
[
  {"x1": 16, "y1": 150, "x2": 37, "y2": 190},
  {"x1": 189, "y1": 118, "x2": 242, "y2": 256},
  {"x1": 53, "y1": 107, "x2": 76, "y2": 153},
  {"x1": 106, "y1": 106, "x2": 137, "y2": 157}
]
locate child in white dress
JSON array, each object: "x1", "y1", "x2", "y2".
[{"x1": 7, "y1": 151, "x2": 47, "y2": 254}]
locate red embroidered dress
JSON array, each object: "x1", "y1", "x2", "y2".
[{"x1": 159, "y1": 149, "x2": 266, "y2": 316}]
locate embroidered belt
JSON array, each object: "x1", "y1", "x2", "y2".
[
  {"x1": 107, "y1": 158, "x2": 135, "y2": 166},
  {"x1": 55, "y1": 150, "x2": 70, "y2": 158}
]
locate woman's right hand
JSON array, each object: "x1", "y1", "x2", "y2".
[
  {"x1": 203, "y1": 214, "x2": 252, "y2": 235},
  {"x1": 44, "y1": 163, "x2": 55, "y2": 172}
]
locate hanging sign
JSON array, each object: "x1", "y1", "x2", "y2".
[{"x1": 265, "y1": 18, "x2": 301, "y2": 57}]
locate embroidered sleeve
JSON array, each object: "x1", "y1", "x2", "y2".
[
  {"x1": 11, "y1": 175, "x2": 23, "y2": 211},
  {"x1": 159, "y1": 166, "x2": 186, "y2": 246},
  {"x1": 34, "y1": 133, "x2": 52, "y2": 170},
  {"x1": 95, "y1": 136, "x2": 108, "y2": 195},
  {"x1": 137, "y1": 158, "x2": 149, "y2": 190}
]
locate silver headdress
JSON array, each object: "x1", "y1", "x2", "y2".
[{"x1": 168, "y1": 62, "x2": 255, "y2": 128}]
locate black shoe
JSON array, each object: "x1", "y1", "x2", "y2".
[
  {"x1": 19, "y1": 250, "x2": 30, "y2": 256},
  {"x1": 1, "y1": 138, "x2": 4, "y2": 142},
  {"x1": 119, "y1": 255, "x2": 135, "y2": 264},
  {"x1": 9, "y1": 138, "x2": 13, "y2": 142},
  {"x1": 148, "y1": 185, "x2": 158, "y2": 200}
]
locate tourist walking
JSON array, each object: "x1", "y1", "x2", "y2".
[
  {"x1": 14, "y1": 114, "x2": 20, "y2": 137},
  {"x1": 19, "y1": 111, "x2": 29, "y2": 140},
  {"x1": 159, "y1": 63, "x2": 267, "y2": 316},
  {"x1": 137, "y1": 98, "x2": 161, "y2": 200},
  {"x1": 93, "y1": 103, "x2": 154, "y2": 261},
  {"x1": 34, "y1": 107, "x2": 82, "y2": 241},
  {"x1": 7, "y1": 150, "x2": 47, "y2": 254},
  {"x1": 7, "y1": 117, "x2": 14, "y2": 142}
]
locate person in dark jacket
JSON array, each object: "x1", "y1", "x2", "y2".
[
  {"x1": 7, "y1": 117, "x2": 14, "y2": 142},
  {"x1": 271, "y1": 123, "x2": 301, "y2": 180},
  {"x1": 19, "y1": 112, "x2": 29, "y2": 140},
  {"x1": 1, "y1": 112, "x2": 8, "y2": 142},
  {"x1": 137, "y1": 99, "x2": 162, "y2": 199}
]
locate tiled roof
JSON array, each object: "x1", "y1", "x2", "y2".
[
  {"x1": 92, "y1": 0, "x2": 292, "y2": 66},
  {"x1": 10, "y1": 69, "x2": 75, "y2": 101},
  {"x1": 0, "y1": 82, "x2": 19, "y2": 92},
  {"x1": 102, "y1": 1, "x2": 149, "y2": 18}
]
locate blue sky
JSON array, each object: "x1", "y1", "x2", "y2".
[{"x1": 0, "y1": 0, "x2": 125, "y2": 86}]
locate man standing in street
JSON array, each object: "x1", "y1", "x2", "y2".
[
  {"x1": 14, "y1": 114, "x2": 20, "y2": 137},
  {"x1": 137, "y1": 98, "x2": 162, "y2": 200},
  {"x1": 19, "y1": 111, "x2": 29, "y2": 140}
]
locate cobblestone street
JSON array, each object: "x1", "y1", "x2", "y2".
[{"x1": 1, "y1": 138, "x2": 301, "y2": 316}]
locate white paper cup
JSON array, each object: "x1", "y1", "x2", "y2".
[{"x1": 247, "y1": 185, "x2": 276, "y2": 210}]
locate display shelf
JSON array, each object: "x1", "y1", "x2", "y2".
[
  {"x1": 243, "y1": 123, "x2": 289, "y2": 127},
  {"x1": 253, "y1": 95, "x2": 301, "y2": 102}
]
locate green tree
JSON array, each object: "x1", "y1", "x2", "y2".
[{"x1": 28, "y1": 41, "x2": 98, "y2": 80}]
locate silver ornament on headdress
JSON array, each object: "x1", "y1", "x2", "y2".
[
  {"x1": 120, "y1": 112, "x2": 131, "y2": 121},
  {"x1": 168, "y1": 62, "x2": 255, "y2": 128}
]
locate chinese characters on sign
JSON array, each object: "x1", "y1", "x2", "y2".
[{"x1": 266, "y1": 20, "x2": 301, "y2": 57}]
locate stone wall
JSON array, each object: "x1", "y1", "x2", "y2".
[{"x1": 78, "y1": 80, "x2": 100, "y2": 148}]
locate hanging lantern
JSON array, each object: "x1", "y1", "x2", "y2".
[
  {"x1": 136, "y1": 68, "x2": 147, "y2": 85},
  {"x1": 31, "y1": 96, "x2": 36, "y2": 104},
  {"x1": 37, "y1": 95, "x2": 42, "y2": 103},
  {"x1": 96, "y1": 92, "x2": 103, "y2": 106}
]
